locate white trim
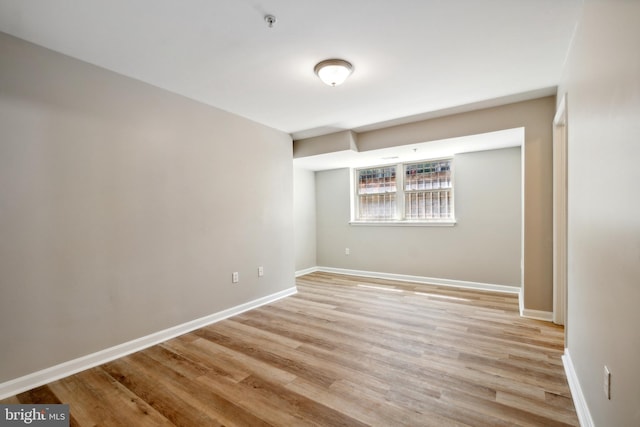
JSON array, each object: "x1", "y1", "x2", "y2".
[
  {"x1": 518, "y1": 285, "x2": 553, "y2": 321},
  {"x1": 563, "y1": 349, "x2": 595, "y2": 427},
  {"x1": 316, "y1": 266, "x2": 520, "y2": 294},
  {"x1": 553, "y1": 93, "x2": 568, "y2": 326},
  {"x1": 521, "y1": 308, "x2": 554, "y2": 322},
  {"x1": 305, "y1": 267, "x2": 549, "y2": 322},
  {"x1": 520, "y1": 136, "x2": 526, "y2": 312},
  {"x1": 0, "y1": 286, "x2": 297, "y2": 400},
  {"x1": 295, "y1": 266, "x2": 319, "y2": 277},
  {"x1": 349, "y1": 220, "x2": 456, "y2": 227},
  {"x1": 554, "y1": 93, "x2": 568, "y2": 126}
]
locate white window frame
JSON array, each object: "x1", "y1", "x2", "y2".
[{"x1": 350, "y1": 158, "x2": 456, "y2": 226}]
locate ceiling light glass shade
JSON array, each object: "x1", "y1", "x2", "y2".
[{"x1": 314, "y1": 59, "x2": 353, "y2": 86}]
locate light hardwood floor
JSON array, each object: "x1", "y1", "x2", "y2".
[{"x1": 2, "y1": 272, "x2": 578, "y2": 426}]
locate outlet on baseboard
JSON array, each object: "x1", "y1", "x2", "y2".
[{"x1": 604, "y1": 365, "x2": 611, "y2": 400}]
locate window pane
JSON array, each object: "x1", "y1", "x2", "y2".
[
  {"x1": 358, "y1": 166, "x2": 396, "y2": 195},
  {"x1": 359, "y1": 193, "x2": 396, "y2": 220},
  {"x1": 404, "y1": 190, "x2": 451, "y2": 220},
  {"x1": 405, "y1": 160, "x2": 451, "y2": 191}
]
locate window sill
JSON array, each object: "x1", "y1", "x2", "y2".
[{"x1": 349, "y1": 220, "x2": 456, "y2": 227}]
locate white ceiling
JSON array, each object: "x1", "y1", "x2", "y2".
[{"x1": 0, "y1": 1, "x2": 582, "y2": 140}]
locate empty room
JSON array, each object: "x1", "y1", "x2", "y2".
[{"x1": 1, "y1": 1, "x2": 638, "y2": 426}]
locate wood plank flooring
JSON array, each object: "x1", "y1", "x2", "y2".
[{"x1": 2, "y1": 272, "x2": 578, "y2": 426}]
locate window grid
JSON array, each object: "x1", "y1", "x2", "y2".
[
  {"x1": 354, "y1": 159, "x2": 453, "y2": 222},
  {"x1": 404, "y1": 160, "x2": 453, "y2": 220}
]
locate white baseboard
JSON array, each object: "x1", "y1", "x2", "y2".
[
  {"x1": 563, "y1": 348, "x2": 594, "y2": 427},
  {"x1": 295, "y1": 266, "x2": 319, "y2": 277},
  {"x1": 315, "y1": 266, "x2": 521, "y2": 294},
  {"x1": 521, "y1": 308, "x2": 554, "y2": 322},
  {"x1": 302, "y1": 267, "x2": 556, "y2": 323},
  {"x1": 518, "y1": 287, "x2": 554, "y2": 321},
  {"x1": 0, "y1": 286, "x2": 297, "y2": 400}
]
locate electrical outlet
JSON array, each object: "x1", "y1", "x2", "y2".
[
  {"x1": 604, "y1": 366, "x2": 611, "y2": 400},
  {"x1": 232, "y1": 272, "x2": 239, "y2": 283},
  {"x1": 258, "y1": 266, "x2": 264, "y2": 277},
  {"x1": 345, "y1": 248, "x2": 350, "y2": 255}
]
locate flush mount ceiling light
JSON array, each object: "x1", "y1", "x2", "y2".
[{"x1": 314, "y1": 59, "x2": 353, "y2": 87}]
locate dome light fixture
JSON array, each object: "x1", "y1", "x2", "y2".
[{"x1": 314, "y1": 59, "x2": 353, "y2": 87}]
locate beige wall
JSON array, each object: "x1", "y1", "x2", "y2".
[
  {"x1": 558, "y1": 1, "x2": 640, "y2": 425},
  {"x1": 315, "y1": 148, "x2": 522, "y2": 286},
  {"x1": 293, "y1": 168, "x2": 317, "y2": 271},
  {"x1": 0, "y1": 33, "x2": 295, "y2": 383},
  {"x1": 293, "y1": 130, "x2": 357, "y2": 158},
  {"x1": 297, "y1": 96, "x2": 555, "y2": 311}
]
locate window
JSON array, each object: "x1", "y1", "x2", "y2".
[
  {"x1": 353, "y1": 158, "x2": 454, "y2": 224},
  {"x1": 356, "y1": 166, "x2": 397, "y2": 220}
]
